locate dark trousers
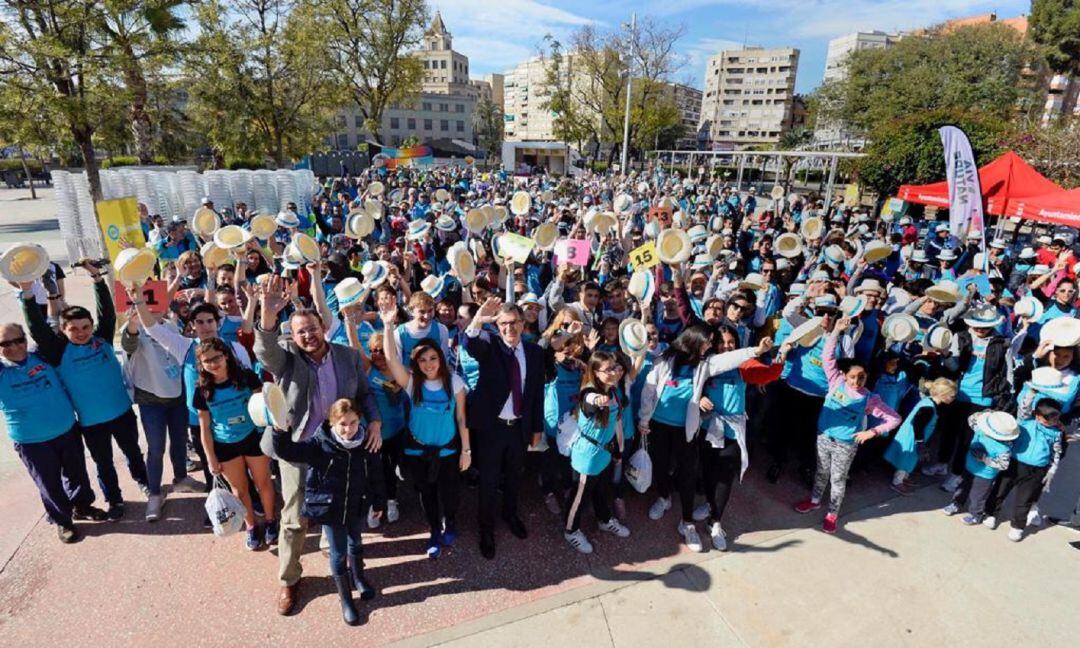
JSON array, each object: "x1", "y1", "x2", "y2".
[
  {"x1": 80, "y1": 408, "x2": 148, "y2": 505},
  {"x1": 768, "y1": 384, "x2": 824, "y2": 475},
  {"x1": 986, "y1": 461, "x2": 1050, "y2": 529},
  {"x1": 937, "y1": 401, "x2": 984, "y2": 476},
  {"x1": 701, "y1": 439, "x2": 742, "y2": 523},
  {"x1": 565, "y1": 463, "x2": 614, "y2": 532},
  {"x1": 540, "y1": 438, "x2": 571, "y2": 497},
  {"x1": 14, "y1": 427, "x2": 96, "y2": 526},
  {"x1": 952, "y1": 472, "x2": 995, "y2": 516},
  {"x1": 649, "y1": 420, "x2": 699, "y2": 522},
  {"x1": 322, "y1": 515, "x2": 364, "y2": 576},
  {"x1": 381, "y1": 433, "x2": 404, "y2": 500},
  {"x1": 475, "y1": 421, "x2": 526, "y2": 532},
  {"x1": 188, "y1": 423, "x2": 212, "y2": 485},
  {"x1": 406, "y1": 454, "x2": 461, "y2": 534}
]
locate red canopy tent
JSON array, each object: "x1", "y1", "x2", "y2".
[
  {"x1": 1004, "y1": 188, "x2": 1080, "y2": 227},
  {"x1": 896, "y1": 151, "x2": 1062, "y2": 215}
]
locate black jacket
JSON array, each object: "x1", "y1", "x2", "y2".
[
  {"x1": 943, "y1": 331, "x2": 1013, "y2": 410},
  {"x1": 273, "y1": 426, "x2": 385, "y2": 525},
  {"x1": 464, "y1": 333, "x2": 545, "y2": 439}
]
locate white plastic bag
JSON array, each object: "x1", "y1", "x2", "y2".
[
  {"x1": 625, "y1": 436, "x2": 653, "y2": 494},
  {"x1": 556, "y1": 411, "x2": 579, "y2": 456},
  {"x1": 204, "y1": 475, "x2": 246, "y2": 537}
]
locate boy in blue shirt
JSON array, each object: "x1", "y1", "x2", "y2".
[
  {"x1": 983, "y1": 399, "x2": 1064, "y2": 542},
  {"x1": 943, "y1": 410, "x2": 1017, "y2": 525}
]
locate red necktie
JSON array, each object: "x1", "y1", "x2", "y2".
[{"x1": 506, "y1": 344, "x2": 523, "y2": 417}]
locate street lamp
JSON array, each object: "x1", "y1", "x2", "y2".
[{"x1": 620, "y1": 13, "x2": 635, "y2": 176}]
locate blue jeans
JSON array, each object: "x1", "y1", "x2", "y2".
[
  {"x1": 138, "y1": 401, "x2": 189, "y2": 495},
  {"x1": 322, "y1": 516, "x2": 365, "y2": 576}
]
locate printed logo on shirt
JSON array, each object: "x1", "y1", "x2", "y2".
[{"x1": 27, "y1": 363, "x2": 46, "y2": 377}]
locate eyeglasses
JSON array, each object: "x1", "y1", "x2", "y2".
[
  {"x1": 0, "y1": 336, "x2": 27, "y2": 348},
  {"x1": 200, "y1": 354, "x2": 226, "y2": 365},
  {"x1": 730, "y1": 303, "x2": 750, "y2": 312},
  {"x1": 597, "y1": 365, "x2": 623, "y2": 374}
]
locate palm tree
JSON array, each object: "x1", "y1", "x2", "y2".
[{"x1": 474, "y1": 98, "x2": 503, "y2": 157}]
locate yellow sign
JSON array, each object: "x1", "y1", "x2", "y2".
[
  {"x1": 844, "y1": 183, "x2": 860, "y2": 208},
  {"x1": 629, "y1": 241, "x2": 660, "y2": 269},
  {"x1": 96, "y1": 197, "x2": 146, "y2": 261},
  {"x1": 501, "y1": 232, "x2": 536, "y2": 264}
]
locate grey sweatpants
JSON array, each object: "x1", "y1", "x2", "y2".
[{"x1": 811, "y1": 435, "x2": 859, "y2": 514}]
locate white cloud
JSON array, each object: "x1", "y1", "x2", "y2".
[{"x1": 453, "y1": 37, "x2": 535, "y2": 75}]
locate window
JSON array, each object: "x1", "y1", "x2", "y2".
[
  {"x1": 456, "y1": 103, "x2": 464, "y2": 113},
  {"x1": 390, "y1": 117, "x2": 400, "y2": 129},
  {"x1": 354, "y1": 115, "x2": 363, "y2": 127},
  {"x1": 439, "y1": 103, "x2": 448, "y2": 112},
  {"x1": 456, "y1": 120, "x2": 464, "y2": 132},
  {"x1": 407, "y1": 117, "x2": 416, "y2": 129},
  {"x1": 336, "y1": 133, "x2": 349, "y2": 148},
  {"x1": 423, "y1": 60, "x2": 429, "y2": 69},
  {"x1": 424, "y1": 119, "x2": 432, "y2": 130},
  {"x1": 440, "y1": 60, "x2": 446, "y2": 69},
  {"x1": 440, "y1": 119, "x2": 449, "y2": 131},
  {"x1": 337, "y1": 115, "x2": 346, "y2": 127},
  {"x1": 422, "y1": 102, "x2": 432, "y2": 111}
]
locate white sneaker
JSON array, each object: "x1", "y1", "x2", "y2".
[
  {"x1": 708, "y1": 521, "x2": 727, "y2": 551},
  {"x1": 171, "y1": 476, "x2": 204, "y2": 494},
  {"x1": 1027, "y1": 509, "x2": 1043, "y2": 527},
  {"x1": 982, "y1": 515, "x2": 998, "y2": 530},
  {"x1": 691, "y1": 502, "x2": 710, "y2": 522},
  {"x1": 386, "y1": 499, "x2": 400, "y2": 524},
  {"x1": 367, "y1": 506, "x2": 381, "y2": 529},
  {"x1": 1007, "y1": 527, "x2": 1024, "y2": 542},
  {"x1": 599, "y1": 518, "x2": 631, "y2": 538},
  {"x1": 678, "y1": 521, "x2": 705, "y2": 552},
  {"x1": 544, "y1": 493, "x2": 561, "y2": 516},
  {"x1": 942, "y1": 503, "x2": 960, "y2": 516},
  {"x1": 648, "y1": 496, "x2": 672, "y2": 520},
  {"x1": 145, "y1": 494, "x2": 164, "y2": 522},
  {"x1": 564, "y1": 529, "x2": 594, "y2": 554},
  {"x1": 319, "y1": 528, "x2": 330, "y2": 551},
  {"x1": 940, "y1": 474, "x2": 962, "y2": 493}
]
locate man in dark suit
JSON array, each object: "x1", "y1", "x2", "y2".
[{"x1": 465, "y1": 298, "x2": 545, "y2": 559}]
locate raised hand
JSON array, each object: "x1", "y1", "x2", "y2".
[
  {"x1": 260, "y1": 274, "x2": 288, "y2": 317},
  {"x1": 477, "y1": 296, "x2": 502, "y2": 321},
  {"x1": 755, "y1": 336, "x2": 774, "y2": 356}
]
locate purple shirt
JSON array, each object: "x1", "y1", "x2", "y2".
[{"x1": 301, "y1": 351, "x2": 338, "y2": 441}]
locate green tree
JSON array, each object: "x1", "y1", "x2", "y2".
[
  {"x1": 1003, "y1": 123, "x2": 1080, "y2": 188},
  {"x1": 473, "y1": 98, "x2": 503, "y2": 158},
  {"x1": 1029, "y1": 0, "x2": 1080, "y2": 74},
  {"x1": 185, "y1": 0, "x2": 339, "y2": 166},
  {"x1": 304, "y1": 0, "x2": 427, "y2": 137}
]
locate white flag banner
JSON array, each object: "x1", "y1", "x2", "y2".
[{"x1": 939, "y1": 125, "x2": 986, "y2": 266}]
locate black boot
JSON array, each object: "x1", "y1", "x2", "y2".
[
  {"x1": 350, "y1": 554, "x2": 377, "y2": 601},
  {"x1": 333, "y1": 574, "x2": 361, "y2": 626}
]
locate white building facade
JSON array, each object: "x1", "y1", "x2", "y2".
[{"x1": 699, "y1": 47, "x2": 800, "y2": 150}]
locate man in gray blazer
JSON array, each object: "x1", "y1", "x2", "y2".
[{"x1": 255, "y1": 276, "x2": 381, "y2": 616}]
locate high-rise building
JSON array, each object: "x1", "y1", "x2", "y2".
[
  {"x1": 814, "y1": 31, "x2": 902, "y2": 149},
  {"x1": 663, "y1": 82, "x2": 703, "y2": 149},
  {"x1": 502, "y1": 56, "x2": 571, "y2": 142},
  {"x1": 699, "y1": 47, "x2": 800, "y2": 150}
]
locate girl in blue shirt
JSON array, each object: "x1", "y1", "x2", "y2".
[
  {"x1": 193, "y1": 339, "x2": 277, "y2": 551},
  {"x1": 357, "y1": 331, "x2": 407, "y2": 528},
  {"x1": 381, "y1": 317, "x2": 471, "y2": 559}
]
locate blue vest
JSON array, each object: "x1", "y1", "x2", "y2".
[
  {"x1": 218, "y1": 316, "x2": 242, "y2": 345},
  {"x1": 883, "y1": 398, "x2": 938, "y2": 473},
  {"x1": 571, "y1": 401, "x2": 619, "y2": 476},
  {"x1": 0, "y1": 355, "x2": 77, "y2": 444},
  {"x1": 204, "y1": 383, "x2": 257, "y2": 444},
  {"x1": 651, "y1": 364, "x2": 694, "y2": 427},
  {"x1": 543, "y1": 362, "x2": 583, "y2": 437},
  {"x1": 405, "y1": 382, "x2": 457, "y2": 457},
  {"x1": 958, "y1": 338, "x2": 993, "y2": 406},
  {"x1": 965, "y1": 431, "x2": 1012, "y2": 479},
  {"x1": 873, "y1": 372, "x2": 911, "y2": 416},
  {"x1": 631, "y1": 353, "x2": 655, "y2": 425},
  {"x1": 853, "y1": 311, "x2": 880, "y2": 364},
  {"x1": 1013, "y1": 420, "x2": 1059, "y2": 468},
  {"x1": 818, "y1": 383, "x2": 867, "y2": 444},
  {"x1": 703, "y1": 369, "x2": 745, "y2": 440},
  {"x1": 368, "y1": 367, "x2": 405, "y2": 439},
  {"x1": 57, "y1": 338, "x2": 131, "y2": 426},
  {"x1": 183, "y1": 345, "x2": 201, "y2": 426},
  {"x1": 396, "y1": 323, "x2": 444, "y2": 364},
  {"x1": 784, "y1": 335, "x2": 833, "y2": 397}
]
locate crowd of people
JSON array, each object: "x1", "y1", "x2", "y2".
[{"x1": 2, "y1": 162, "x2": 1079, "y2": 626}]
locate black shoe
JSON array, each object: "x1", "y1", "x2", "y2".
[
  {"x1": 479, "y1": 530, "x2": 496, "y2": 560},
  {"x1": 766, "y1": 463, "x2": 781, "y2": 484},
  {"x1": 333, "y1": 574, "x2": 361, "y2": 626},
  {"x1": 107, "y1": 503, "x2": 125, "y2": 521},
  {"x1": 349, "y1": 555, "x2": 377, "y2": 601},
  {"x1": 57, "y1": 524, "x2": 80, "y2": 544},
  {"x1": 503, "y1": 515, "x2": 528, "y2": 540},
  {"x1": 202, "y1": 513, "x2": 213, "y2": 530},
  {"x1": 72, "y1": 505, "x2": 108, "y2": 522}
]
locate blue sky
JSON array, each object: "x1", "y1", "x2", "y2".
[{"x1": 432, "y1": 0, "x2": 1031, "y2": 94}]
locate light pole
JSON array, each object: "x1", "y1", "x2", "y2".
[{"x1": 620, "y1": 13, "x2": 635, "y2": 176}]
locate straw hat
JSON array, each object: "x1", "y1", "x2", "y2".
[
  {"x1": 823, "y1": 244, "x2": 845, "y2": 267},
  {"x1": 449, "y1": 243, "x2": 476, "y2": 285},
  {"x1": 200, "y1": 241, "x2": 231, "y2": 269},
  {"x1": 972, "y1": 411, "x2": 1019, "y2": 442},
  {"x1": 618, "y1": 318, "x2": 648, "y2": 357},
  {"x1": 800, "y1": 216, "x2": 824, "y2": 240},
  {"x1": 586, "y1": 210, "x2": 618, "y2": 236},
  {"x1": 0, "y1": 243, "x2": 50, "y2": 283},
  {"x1": 775, "y1": 233, "x2": 803, "y2": 258},
  {"x1": 770, "y1": 185, "x2": 785, "y2": 200},
  {"x1": 367, "y1": 181, "x2": 385, "y2": 197},
  {"x1": 613, "y1": 193, "x2": 634, "y2": 214},
  {"x1": 1014, "y1": 296, "x2": 1044, "y2": 322},
  {"x1": 910, "y1": 249, "x2": 930, "y2": 264},
  {"x1": 657, "y1": 229, "x2": 692, "y2": 265},
  {"x1": 636, "y1": 181, "x2": 649, "y2": 194},
  {"x1": 435, "y1": 188, "x2": 450, "y2": 203},
  {"x1": 275, "y1": 211, "x2": 300, "y2": 229},
  {"x1": 1031, "y1": 366, "x2": 1065, "y2": 390},
  {"x1": 113, "y1": 247, "x2": 158, "y2": 286},
  {"x1": 492, "y1": 205, "x2": 509, "y2": 225},
  {"x1": 364, "y1": 199, "x2": 384, "y2": 219},
  {"x1": 863, "y1": 240, "x2": 892, "y2": 264},
  {"x1": 510, "y1": 191, "x2": 531, "y2": 215},
  {"x1": 291, "y1": 232, "x2": 321, "y2": 263},
  {"x1": 434, "y1": 214, "x2": 457, "y2": 232},
  {"x1": 190, "y1": 207, "x2": 221, "y2": 238},
  {"x1": 281, "y1": 242, "x2": 305, "y2": 270},
  {"x1": 925, "y1": 280, "x2": 960, "y2": 304},
  {"x1": 963, "y1": 304, "x2": 1003, "y2": 329},
  {"x1": 388, "y1": 188, "x2": 404, "y2": 204},
  {"x1": 361, "y1": 260, "x2": 390, "y2": 288},
  {"x1": 334, "y1": 277, "x2": 368, "y2": 308},
  {"x1": 464, "y1": 209, "x2": 487, "y2": 234},
  {"x1": 924, "y1": 324, "x2": 953, "y2": 352},
  {"x1": 937, "y1": 248, "x2": 958, "y2": 262},
  {"x1": 687, "y1": 225, "x2": 708, "y2": 245},
  {"x1": 533, "y1": 222, "x2": 558, "y2": 251},
  {"x1": 786, "y1": 316, "x2": 824, "y2": 348},
  {"x1": 839, "y1": 295, "x2": 866, "y2": 319},
  {"x1": 420, "y1": 274, "x2": 446, "y2": 299},
  {"x1": 854, "y1": 279, "x2": 886, "y2": 297},
  {"x1": 1040, "y1": 317, "x2": 1080, "y2": 347},
  {"x1": 882, "y1": 313, "x2": 919, "y2": 343},
  {"x1": 214, "y1": 225, "x2": 252, "y2": 250},
  {"x1": 705, "y1": 234, "x2": 724, "y2": 260},
  {"x1": 628, "y1": 267, "x2": 656, "y2": 305},
  {"x1": 346, "y1": 212, "x2": 375, "y2": 239},
  {"x1": 249, "y1": 213, "x2": 277, "y2": 240},
  {"x1": 739, "y1": 272, "x2": 767, "y2": 292},
  {"x1": 248, "y1": 383, "x2": 288, "y2": 431},
  {"x1": 541, "y1": 189, "x2": 554, "y2": 203},
  {"x1": 405, "y1": 220, "x2": 432, "y2": 241}
]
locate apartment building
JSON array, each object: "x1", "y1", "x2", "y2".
[
  {"x1": 665, "y1": 82, "x2": 704, "y2": 149},
  {"x1": 502, "y1": 56, "x2": 569, "y2": 142},
  {"x1": 814, "y1": 31, "x2": 902, "y2": 149},
  {"x1": 699, "y1": 47, "x2": 800, "y2": 150}
]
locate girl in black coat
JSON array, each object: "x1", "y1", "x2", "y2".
[{"x1": 273, "y1": 398, "x2": 385, "y2": 626}]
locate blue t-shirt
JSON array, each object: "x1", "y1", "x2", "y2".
[
  {"x1": 703, "y1": 369, "x2": 746, "y2": 440},
  {"x1": 818, "y1": 383, "x2": 868, "y2": 443},
  {"x1": 368, "y1": 366, "x2": 405, "y2": 439},
  {"x1": 0, "y1": 354, "x2": 77, "y2": 444},
  {"x1": 57, "y1": 337, "x2": 131, "y2": 426},
  {"x1": 404, "y1": 375, "x2": 463, "y2": 457},
  {"x1": 958, "y1": 338, "x2": 993, "y2": 406},
  {"x1": 651, "y1": 364, "x2": 694, "y2": 427},
  {"x1": 193, "y1": 371, "x2": 262, "y2": 444},
  {"x1": 1013, "y1": 420, "x2": 1059, "y2": 468}
]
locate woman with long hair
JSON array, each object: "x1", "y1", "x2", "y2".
[
  {"x1": 353, "y1": 329, "x2": 407, "y2": 528},
  {"x1": 193, "y1": 338, "x2": 277, "y2": 550},
  {"x1": 563, "y1": 351, "x2": 630, "y2": 553},
  {"x1": 540, "y1": 313, "x2": 587, "y2": 515},
  {"x1": 380, "y1": 311, "x2": 471, "y2": 559},
  {"x1": 638, "y1": 323, "x2": 774, "y2": 552}
]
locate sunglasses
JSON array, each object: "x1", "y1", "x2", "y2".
[{"x1": 0, "y1": 336, "x2": 27, "y2": 348}]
